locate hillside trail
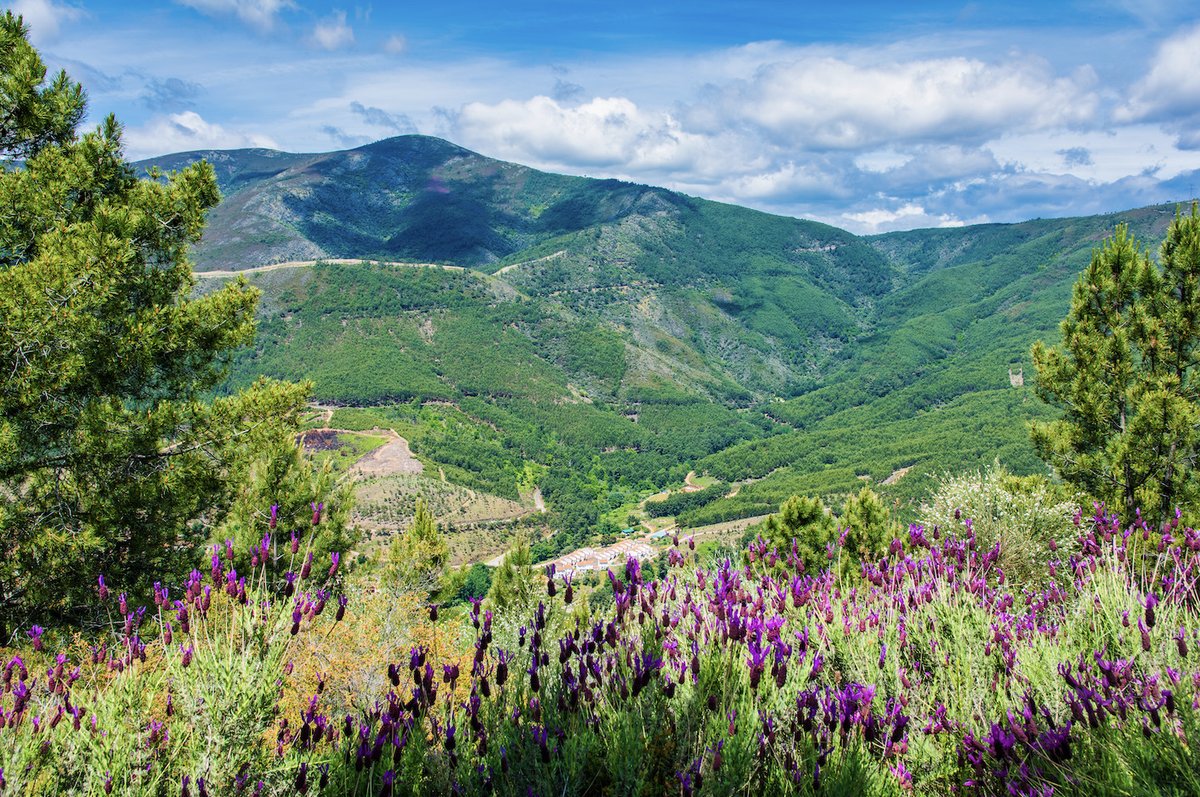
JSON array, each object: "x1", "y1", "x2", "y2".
[
  {"x1": 193, "y1": 258, "x2": 465, "y2": 278},
  {"x1": 494, "y1": 250, "x2": 566, "y2": 275},
  {"x1": 309, "y1": 404, "x2": 336, "y2": 425}
]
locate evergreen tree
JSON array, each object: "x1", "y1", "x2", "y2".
[
  {"x1": 218, "y1": 435, "x2": 358, "y2": 587},
  {"x1": 487, "y1": 535, "x2": 534, "y2": 615},
  {"x1": 388, "y1": 498, "x2": 448, "y2": 594},
  {"x1": 1032, "y1": 209, "x2": 1200, "y2": 522},
  {"x1": 757, "y1": 494, "x2": 835, "y2": 573},
  {"x1": 839, "y1": 486, "x2": 893, "y2": 566},
  {"x1": 0, "y1": 13, "x2": 306, "y2": 632}
]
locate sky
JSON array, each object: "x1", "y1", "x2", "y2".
[{"x1": 10, "y1": 0, "x2": 1200, "y2": 233}]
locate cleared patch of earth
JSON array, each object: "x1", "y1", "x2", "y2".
[
  {"x1": 351, "y1": 430, "x2": 424, "y2": 477},
  {"x1": 881, "y1": 466, "x2": 913, "y2": 486},
  {"x1": 683, "y1": 514, "x2": 769, "y2": 542}
]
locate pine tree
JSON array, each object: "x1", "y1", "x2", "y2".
[
  {"x1": 839, "y1": 486, "x2": 893, "y2": 565},
  {"x1": 1031, "y1": 208, "x2": 1200, "y2": 522},
  {"x1": 759, "y1": 494, "x2": 835, "y2": 573},
  {"x1": 486, "y1": 535, "x2": 534, "y2": 615},
  {"x1": 218, "y1": 435, "x2": 358, "y2": 586},
  {"x1": 388, "y1": 498, "x2": 448, "y2": 594},
  {"x1": 0, "y1": 13, "x2": 307, "y2": 632}
]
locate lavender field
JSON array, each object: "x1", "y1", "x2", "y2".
[{"x1": 1, "y1": 502, "x2": 1196, "y2": 796}]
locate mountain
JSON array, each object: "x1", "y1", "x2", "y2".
[
  {"x1": 144, "y1": 135, "x2": 894, "y2": 398},
  {"x1": 141, "y1": 137, "x2": 1185, "y2": 553}
]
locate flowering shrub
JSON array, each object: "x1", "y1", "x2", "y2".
[
  {"x1": 919, "y1": 466, "x2": 1081, "y2": 587},
  {"x1": 0, "y1": 506, "x2": 1197, "y2": 795}
]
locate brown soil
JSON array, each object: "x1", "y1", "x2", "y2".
[{"x1": 352, "y1": 431, "x2": 424, "y2": 477}]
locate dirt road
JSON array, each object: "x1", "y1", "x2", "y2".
[{"x1": 194, "y1": 258, "x2": 465, "y2": 279}]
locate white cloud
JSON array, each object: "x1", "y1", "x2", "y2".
[
  {"x1": 175, "y1": 0, "x2": 294, "y2": 30},
  {"x1": 689, "y1": 54, "x2": 1097, "y2": 150},
  {"x1": 455, "y1": 95, "x2": 721, "y2": 173},
  {"x1": 1117, "y1": 23, "x2": 1200, "y2": 134},
  {"x1": 123, "y1": 111, "x2": 277, "y2": 159},
  {"x1": 724, "y1": 160, "x2": 851, "y2": 201},
  {"x1": 11, "y1": 0, "x2": 82, "y2": 44},
  {"x1": 854, "y1": 149, "x2": 912, "y2": 173},
  {"x1": 311, "y1": 10, "x2": 354, "y2": 51},
  {"x1": 843, "y1": 203, "x2": 969, "y2": 233}
]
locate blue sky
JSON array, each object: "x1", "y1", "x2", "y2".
[{"x1": 11, "y1": 0, "x2": 1200, "y2": 233}]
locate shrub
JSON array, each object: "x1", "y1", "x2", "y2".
[{"x1": 919, "y1": 464, "x2": 1080, "y2": 586}]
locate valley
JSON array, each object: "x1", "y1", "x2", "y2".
[{"x1": 159, "y1": 136, "x2": 1182, "y2": 561}]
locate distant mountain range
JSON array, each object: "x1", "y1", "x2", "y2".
[{"x1": 139, "y1": 137, "x2": 1186, "y2": 531}]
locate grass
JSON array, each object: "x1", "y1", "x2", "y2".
[{"x1": 303, "y1": 429, "x2": 391, "y2": 474}]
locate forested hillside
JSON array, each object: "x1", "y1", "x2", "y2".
[{"x1": 157, "y1": 137, "x2": 1183, "y2": 554}]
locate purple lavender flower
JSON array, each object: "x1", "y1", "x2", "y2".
[{"x1": 335, "y1": 594, "x2": 348, "y2": 622}]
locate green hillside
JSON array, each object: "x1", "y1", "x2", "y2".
[{"x1": 161, "y1": 136, "x2": 1186, "y2": 556}]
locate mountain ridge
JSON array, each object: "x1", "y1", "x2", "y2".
[{"x1": 152, "y1": 136, "x2": 1189, "y2": 550}]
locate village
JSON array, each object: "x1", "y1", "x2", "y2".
[{"x1": 545, "y1": 529, "x2": 671, "y2": 579}]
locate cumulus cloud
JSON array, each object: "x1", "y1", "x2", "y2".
[
  {"x1": 175, "y1": 0, "x2": 294, "y2": 30},
  {"x1": 437, "y1": 44, "x2": 1124, "y2": 232},
  {"x1": 311, "y1": 10, "x2": 354, "y2": 51},
  {"x1": 723, "y1": 158, "x2": 853, "y2": 202},
  {"x1": 1118, "y1": 24, "x2": 1200, "y2": 149},
  {"x1": 456, "y1": 95, "x2": 697, "y2": 170},
  {"x1": 349, "y1": 101, "x2": 416, "y2": 134},
  {"x1": 686, "y1": 54, "x2": 1098, "y2": 150},
  {"x1": 123, "y1": 111, "x2": 277, "y2": 160},
  {"x1": 11, "y1": 0, "x2": 82, "y2": 44},
  {"x1": 843, "y1": 203, "x2": 966, "y2": 233}
]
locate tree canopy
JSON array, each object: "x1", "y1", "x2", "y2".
[
  {"x1": 0, "y1": 12, "x2": 307, "y2": 633},
  {"x1": 1032, "y1": 208, "x2": 1200, "y2": 523}
]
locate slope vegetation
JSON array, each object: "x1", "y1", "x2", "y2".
[{"x1": 160, "y1": 137, "x2": 1185, "y2": 553}]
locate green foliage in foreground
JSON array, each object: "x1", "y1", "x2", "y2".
[
  {"x1": 0, "y1": 13, "x2": 306, "y2": 635},
  {"x1": 0, "y1": 506, "x2": 1198, "y2": 796},
  {"x1": 1032, "y1": 209, "x2": 1200, "y2": 525}
]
